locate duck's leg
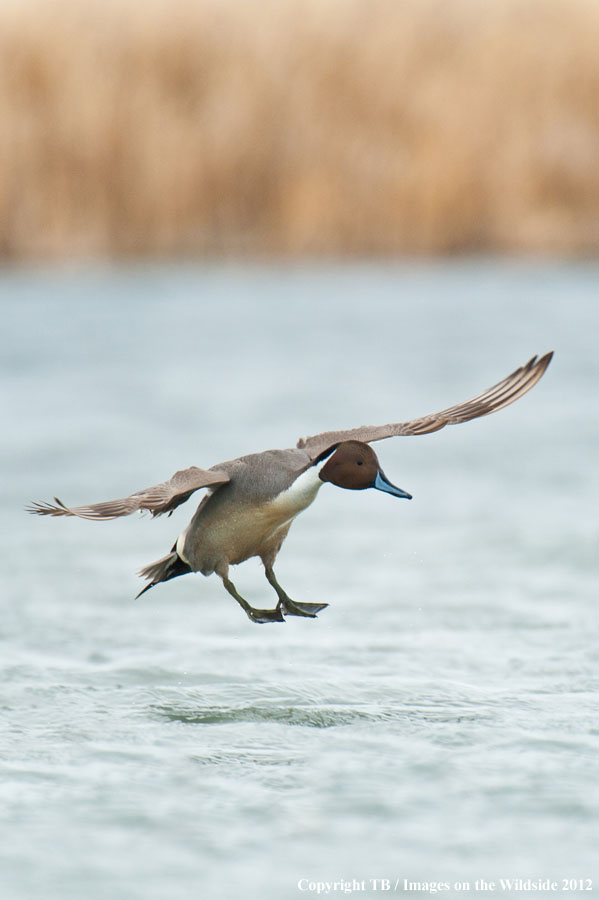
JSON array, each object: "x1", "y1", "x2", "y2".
[
  {"x1": 263, "y1": 563, "x2": 329, "y2": 618},
  {"x1": 220, "y1": 573, "x2": 285, "y2": 624}
]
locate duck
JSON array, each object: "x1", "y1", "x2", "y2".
[{"x1": 28, "y1": 352, "x2": 552, "y2": 624}]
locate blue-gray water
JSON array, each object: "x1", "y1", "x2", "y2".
[{"x1": 2, "y1": 261, "x2": 597, "y2": 899}]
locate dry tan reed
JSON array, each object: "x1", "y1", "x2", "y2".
[{"x1": 1, "y1": 0, "x2": 599, "y2": 259}]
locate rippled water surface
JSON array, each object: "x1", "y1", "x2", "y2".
[{"x1": 2, "y1": 261, "x2": 598, "y2": 899}]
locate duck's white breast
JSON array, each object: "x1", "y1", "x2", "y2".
[{"x1": 265, "y1": 464, "x2": 324, "y2": 522}]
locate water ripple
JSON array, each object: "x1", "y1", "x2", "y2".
[
  {"x1": 151, "y1": 703, "x2": 379, "y2": 728},
  {"x1": 150, "y1": 700, "x2": 495, "y2": 729}
]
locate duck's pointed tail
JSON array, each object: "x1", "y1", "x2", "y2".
[{"x1": 136, "y1": 549, "x2": 192, "y2": 598}]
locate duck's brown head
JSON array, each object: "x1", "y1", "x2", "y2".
[{"x1": 317, "y1": 440, "x2": 412, "y2": 499}]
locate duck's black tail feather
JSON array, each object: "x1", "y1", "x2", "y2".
[{"x1": 136, "y1": 549, "x2": 191, "y2": 599}]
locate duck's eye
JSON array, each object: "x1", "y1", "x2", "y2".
[{"x1": 357, "y1": 460, "x2": 363, "y2": 466}]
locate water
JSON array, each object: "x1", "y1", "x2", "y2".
[{"x1": 2, "y1": 260, "x2": 597, "y2": 899}]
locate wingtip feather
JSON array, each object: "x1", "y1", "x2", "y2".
[{"x1": 26, "y1": 498, "x2": 71, "y2": 516}]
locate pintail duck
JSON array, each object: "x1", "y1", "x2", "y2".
[{"x1": 29, "y1": 353, "x2": 552, "y2": 624}]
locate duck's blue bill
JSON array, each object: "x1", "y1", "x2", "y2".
[{"x1": 373, "y1": 470, "x2": 412, "y2": 499}]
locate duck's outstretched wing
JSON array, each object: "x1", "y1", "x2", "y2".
[
  {"x1": 27, "y1": 466, "x2": 230, "y2": 520},
  {"x1": 297, "y1": 352, "x2": 553, "y2": 461}
]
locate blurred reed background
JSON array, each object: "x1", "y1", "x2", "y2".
[{"x1": 1, "y1": 0, "x2": 598, "y2": 260}]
